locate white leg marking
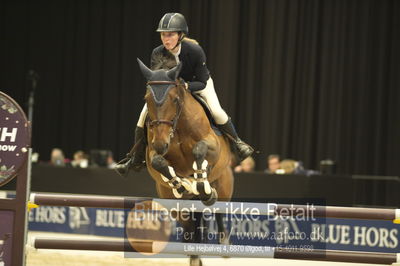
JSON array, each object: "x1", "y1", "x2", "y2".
[
  {"x1": 201, "y1": 160, "x2": 208, "y2": 170},
  {"x1": 161, "y1": 174, "x2": 169, "y2": 183},
  {"x1": 168, "y1": 166, "x2": 176, "y2": 177},
  {"x1": 204, "y1": 181, "x2": 212, "y2": 195},
  {"x1": 192, "y1": 180, "x2": 200, "y2": 195},
  {"x1": 172, "y1": 189, "x2": 182, "y2": 198},
  {"x1": 193, "y1": 160, "x2": 209, "y2": 179},
  {"x1": 181, "y1": 178, "x2": 193, "y2": 194}
]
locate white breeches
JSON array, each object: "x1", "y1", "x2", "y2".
[
  {"x1": 137, "y1": 103, "x2": 148, "y2": 128},
  {"x1": 136, "y1": 77, "x2": 229, "y2": 128}
]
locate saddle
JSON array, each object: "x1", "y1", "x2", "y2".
[
  {"x1": 191, "y1": 93, "x2": 222, "y2": 136},
  {"x1": 192, "y1": 93, "x2": 244, "y2": 164}
]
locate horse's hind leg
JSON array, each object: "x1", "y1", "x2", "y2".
[
  {"x1": 178, "y1": 210, "x2": 204, "y2": 266},
  {"x1": 212, "y1": 168, "x2": 234, "y2": 245},
  {"x1": 151, "y1": 154, "x2": 192, "y2": 198},
  {"x1": 192, "y1": 140, "x2": 218, "y2": 205},
  {"x1": 215, "y1": 213, "x2": 230, "y2": 245},
  {"x1": 190, "y1": 212, "x2": 205, "y2": 266}
]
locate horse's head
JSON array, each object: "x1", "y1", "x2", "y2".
[{"x1": 137, "y1": 58, "x2": 184, "y2": 155}]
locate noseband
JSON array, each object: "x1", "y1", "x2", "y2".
[{"x1": 146, "y1": 80, "x2": 184, "y2": 138}]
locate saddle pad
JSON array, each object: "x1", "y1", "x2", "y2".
[{"x1": 192, "y1": 94, "x2": 222, "y2": 136}]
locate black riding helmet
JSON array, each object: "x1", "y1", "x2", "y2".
[{"x1": 156, "y1": 13, "x2": 188, "y2": 35}]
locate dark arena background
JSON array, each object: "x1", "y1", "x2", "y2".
[{"x1": 1, "y1": 0, "x2": 399, "y2": 175}]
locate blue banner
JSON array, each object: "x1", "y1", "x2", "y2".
[{"x1": 27, "y1": 205, "x2": 400, "y2": 253}]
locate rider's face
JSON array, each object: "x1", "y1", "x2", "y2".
[{"x1": 161, "y1": 32, "x2": 179, "y2": 51}]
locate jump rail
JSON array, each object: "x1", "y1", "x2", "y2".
[
  {"x1": 32, "y1": 238, "x2": 399, "y2": 265},
  {"x1": 30, "y1": 193, "x2": 400, "y2": 221}
]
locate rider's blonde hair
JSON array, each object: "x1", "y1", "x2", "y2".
[{"x1": 182, "y1": 34, "x2": 199, "y2": 45}]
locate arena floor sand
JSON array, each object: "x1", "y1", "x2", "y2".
[{"x1": 26, "y1": 232, "x2": 389, "y2": 266}]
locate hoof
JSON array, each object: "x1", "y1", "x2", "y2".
[
  {"x1": 219, "y1": 233, "x2": 231, "y2": 245},
  {"x1": 201, "y1": 188, "x2": 218, "y2": 206},
  {"x1": 190, "y1": 255, "x2": 202, "y2": 266},
  {"x1": 219, "y1": 233, "x2": 231, "y2": 258}
]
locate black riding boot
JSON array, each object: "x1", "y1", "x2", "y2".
[
  {"x1": 115, "y1": 127, "x2": 146, "y2": 177},
  {"x1": 218, "y1": 118, "x2": 254, "y2": 162}
]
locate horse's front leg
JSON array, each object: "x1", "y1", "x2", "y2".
[
  {"x1": 151, "y1": 154, "x2": 192, "y2": 198},
  {"x1": 192, "y1": 140, "x2": 218, "y2": 205}
]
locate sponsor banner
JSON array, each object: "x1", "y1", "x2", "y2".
[
  {"x1": 0, "y1": 92, "x2": 30, "y2": 187},
  {"x1": 27, "y1": 205, "x2": 400, "y2": 253}
]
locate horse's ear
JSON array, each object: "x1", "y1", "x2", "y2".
[
  {"x1": 167, "y1": 62, "x2": 182, "y2": 81},
  {"x1": 137, "y1": 58, "x2": 153, "y2": 80}
]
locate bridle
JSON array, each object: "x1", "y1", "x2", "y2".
[{"x1": 146, "y1": 80, "x2": 184, "y2": 138}]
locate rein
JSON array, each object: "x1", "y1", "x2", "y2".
[
  {"x1": 147, "y1": 81, "x2": 178, "y2": 86},
  {"x1": 146, "y1": 80, "x2": 184, "y2": 138}
]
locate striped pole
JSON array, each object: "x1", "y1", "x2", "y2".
[
  {"x1": 32, "y1": 238, "x2": 399, "y2": 265},
  {"x1": 29, "y1": 193, "x2": 276, "y2": 215},
  {"x1": 30, "y1": 193, "x2": 400, "y2": 221}
]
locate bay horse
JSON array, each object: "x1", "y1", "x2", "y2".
[{"x1": 137, "y1": 58, "x2": 233, "y2": 265}]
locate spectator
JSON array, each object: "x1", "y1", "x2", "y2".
[
  {"x1": 264, "y1": 154, "x2": 281, "y2": 174},
  {"x1": 71, "y1": 150, "x2": 89, "y2": 168},
  {"x1": 276, "y1": 159, "x2": 297, "y2": 174},
  {"x1": 50, "y1": 148, "x2": 69, "y2": 167},
  {"x1": 277, "y1": 159, "x2": 320, "y2": 176},
  {"x1": 234, "y1": 156, "x2": 255, "y2": 173},
  {"x1": 106, "y1": 151, "x2": 117, "y2": 169},
  {"x1": 31, "y1": 152, "x2": 39, "y2": 163},
  {"x1": 90, "y1": 149, "x2": 116, "y2": 168}
]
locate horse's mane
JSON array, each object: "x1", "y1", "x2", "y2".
[
  {"x1": 151, "y1": 53, "x2": 177, "y2": 71},
  {"x1": 146, "y1": 53, "x2": 185, "y2": 101}
]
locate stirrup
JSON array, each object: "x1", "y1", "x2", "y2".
[
  {"x1": 114, "y1": 158, "x2": 132, "y2": 177},
  {"x1": 114, "y1": 156, "x2": 146, "y2": 177},
  {"x1": 236, "y1": 140, "x2": 254, "y2": 162}
]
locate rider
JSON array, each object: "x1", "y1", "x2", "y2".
[{"x1": 116, "y1": 13, "x2": 254, "y2": 175}]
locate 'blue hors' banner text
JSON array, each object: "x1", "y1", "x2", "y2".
[{"x1": 27, "y1": 204, "x2": 399, "y2": 253}]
